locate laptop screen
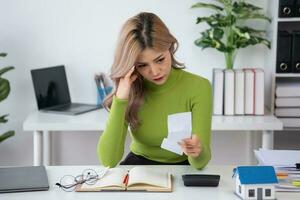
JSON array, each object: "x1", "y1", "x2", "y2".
[{"x1": 31, "y1": 65, "x2": 71, "y2": 110}]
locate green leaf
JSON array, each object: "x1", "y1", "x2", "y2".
[
  {"x1": 195, "y1": 33, "x2": 229, "y2": 52},
  {"x1": 0, "y1": 53, "x2": 7, "y2": 57},
  {"x1": 0, "y1": 66, "x2": 14, "y2": 76},
  {"x1": 236, "y1": 26, "x2": 266, "y2": 35},
  {"x1": 191, "y1": 2, "x2": 223, "y2": 11},
  {"x1": 232, "y1": 2, "x2": 262, "y2": 14},
  {"x1": 236, "y1": 34, "x2": 271, "y2": 49},
  {"x1": 0, "y1": 131, "x2": 15, "y2": 143},
  {"x1": 238, "y1": 13, "x2": 271, "y2": 22},
  {"x1": 196, "y1": 14, "x2": 236, "y2": 27},
  {"x1": 232, "y1": 26, "x2": 251, "y2": 39},
  {"x1": 215, "y1": 0, "x2": 232, "y2": 7},
  {"x1": 0, "y1": 114, "x2": 8, "y2": 123},
  {"x1": 0, "y1": 78, "x2": 10, "y2": 101}
]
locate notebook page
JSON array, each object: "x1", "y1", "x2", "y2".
[
  {"x1": 81, "y1": 168, "x2": 127, "y2": 189},
  {"x1": 127, "y1": 166, "x2": 168, "y2": 188}
]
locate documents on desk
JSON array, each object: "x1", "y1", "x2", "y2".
[
  {"x1": 161, "y1": 112, "x2": 192, "y2": 155},
  {"x1": 254, "y1": 148, "x2": 300, "y2": 192},
  {"x1": 76, "y1": 166, "x2": 172, "y2": 192}
]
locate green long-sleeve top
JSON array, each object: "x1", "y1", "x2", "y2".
[{"x1": 97, "y1": 67, "x2": 212, "y2": 170}]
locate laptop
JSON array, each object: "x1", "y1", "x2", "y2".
[
  {"x1": 31, "y1": 65, "x2": 101, "y2": 115},
  {"x1": 0, "y1": 166, "x2": 49, "y2": 193}
]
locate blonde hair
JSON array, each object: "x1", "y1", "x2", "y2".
[{"x1": 103, "y1": 12, "x2": 184, "y2": 130}]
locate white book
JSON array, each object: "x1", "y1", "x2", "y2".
[
  {"x1": 244, "y1": 69, "x2": 255, "y2": 115},
  {"x1": 275, "y1": 108, "x2": 300, "y2": 117},
  {"x1": 212, "y1": 69, "x2": 224, "y2": 115},
  {"x1": 276, "y1": 82, "x2": 300, "y2": 97},
  {"x1": 279, "y1": 118, "x2": 300, "y2": 127},
  {"x1": 224, "y1": 69, "x2": 235, "y2": 115},
  {"x1": 234, "y1": 69, "x2": 244, "y2": 115},
  {"x1": 254, "y1": 69, "x2": 264, "y2": 115},
  {"x1": 275, "y1": 97, "x2": 300, "y2": 107}
]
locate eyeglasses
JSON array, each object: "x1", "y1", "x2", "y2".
[{"x1": 55, "y1": 167, "x2": 109, "y2": 192}]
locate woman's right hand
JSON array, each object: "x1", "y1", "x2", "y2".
[{"x1": 116, "y1": 66, "x2": 138, "y2": 100}]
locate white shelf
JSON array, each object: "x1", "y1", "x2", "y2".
[
  {"x1": 278, "y1": 18, "x2": 300, "y2": 22},
  {"x1": 275, "y1": 73, "x2": 300, "y2": 77},
  {"x1": 23, "y1": 109, "x2": 283, "y2": 131}
]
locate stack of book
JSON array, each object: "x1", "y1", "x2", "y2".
[
  {"x1": 212, "y1": 68, "x2": 264, "y2": 116},
  {"x1": 275, "y1": 81, "x2": 300, "y2": 128}
]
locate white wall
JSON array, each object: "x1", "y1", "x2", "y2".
[{"x1": 0, "y1": 0, "x2": 275, "y2": 166}]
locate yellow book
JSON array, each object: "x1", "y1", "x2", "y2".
[{"x1": 76, "y1": 166, "x2": 172, "y2": 192}]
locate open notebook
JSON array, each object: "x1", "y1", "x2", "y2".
[{"x1": 76, "y1": 166, "x2": 172, "y2": 192}]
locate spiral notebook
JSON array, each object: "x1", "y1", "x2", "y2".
[{"x1": 76, "y1": 166, "x2": 172, "y2": 192}]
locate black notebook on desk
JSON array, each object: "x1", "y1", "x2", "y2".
[{"x1": 0, "y1": 166, "x2": 49, "y2": 193}]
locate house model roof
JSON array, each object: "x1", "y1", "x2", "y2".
[{"x1": 235, "y1": 166, "x2": 278, "y2": 185}]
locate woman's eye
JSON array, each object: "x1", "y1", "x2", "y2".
[
  {"x1": 137, "y1": 64, "x2": 147, "y2": 68},
  {"x1": 157, "y1": 58, "x2": 165, "y2": 63}
]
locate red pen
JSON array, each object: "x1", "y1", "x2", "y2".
[{"x1": 123, "y1": 172, "x2": 129, "y2": 187}]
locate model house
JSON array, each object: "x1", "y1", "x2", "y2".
[{"x1": 233, "y1": 166, "x2": 278, "y2": 200}]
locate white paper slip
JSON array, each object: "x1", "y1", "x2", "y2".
[
  {"x1": 167, "y1": 112, "x2": 192, "y2": 133},
  {"x1": 161, "y1": 138, "x2": 183, "y2": 155},
  {"x1": 161, "y1": 112, "x2": 192, "y2": 155}
]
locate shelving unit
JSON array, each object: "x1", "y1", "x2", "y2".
[{"x1": 266, "y1": 0, "x2": 300, "y2": 130}]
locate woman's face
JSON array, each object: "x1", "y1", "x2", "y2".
[{"x1": 134, "y1": 48, "x2": 172, "y2": 85}]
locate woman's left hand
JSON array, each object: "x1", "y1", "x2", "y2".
[{"x1": 178, "y1": 134, "x2": 202, "y2": 158}]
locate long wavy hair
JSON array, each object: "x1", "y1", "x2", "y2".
[{"x1": 103, "y1": 12, "x2": 184, "y2": 130}]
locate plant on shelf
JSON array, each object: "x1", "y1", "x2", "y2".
[
  {"x1": 0, "y1": 53, "x2": 15, "y2": 143},
  {"x1": 191, "y1": 0, "x2": 271, "y2": 69}
]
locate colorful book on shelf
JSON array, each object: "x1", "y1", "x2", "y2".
[{"x1": 76, "y1": 166, "x2": 172, "y2": 192}]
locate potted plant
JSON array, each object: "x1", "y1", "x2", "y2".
[
  {"x1": 191, "y1": 0, "x2": 271, "y2": 69},
  {"x1": 0, "y1": 53, "x2": 15, "y2": 143}
]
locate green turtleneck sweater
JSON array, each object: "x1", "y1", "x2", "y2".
[{"x1": 97, "y1": 67, "x2": 212, "y2": 170}]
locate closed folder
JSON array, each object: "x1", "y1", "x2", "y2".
[
  {"x1": 295, "y1": 0, "x2": 300, "y2": 17},
  {"x1": 278, "y1": 0, "x2": 295, "y2": 17},
  {"x1": 276, "y1": 31, "x2": 293, "y2": 73},
  {"x1": 292, "y1": 31, "x2": 300, "y2": 73}
]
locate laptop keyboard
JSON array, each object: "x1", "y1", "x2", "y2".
[{"x1": 49, "y1": 104, "x2": 81, "y2": 111}]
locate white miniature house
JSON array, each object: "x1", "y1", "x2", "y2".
[{"x1": 233, "y1": 166, "x2": 278, "y2": 200}]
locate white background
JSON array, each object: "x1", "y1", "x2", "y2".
[{"x1": 0, "y1": 0, "x2": 298, "y2": 166}]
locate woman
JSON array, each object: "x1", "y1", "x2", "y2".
[{"x1": 97, "y1": 12, "x2": 212, "y2": 170}]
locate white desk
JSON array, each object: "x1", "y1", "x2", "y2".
[
  {"x1": 2, "y1": 165, "x2": 298, "y2": 200},
  {"x1": 23, "y1": 109, "x2": 283, "y2": 166}
]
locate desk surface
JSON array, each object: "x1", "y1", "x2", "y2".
[
  {"x1": 23, "y1": 109, "x2": 283, "y2": 131},
  {"x1": 2, "y1": 165, "x2": 298, "y2": 200}
]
